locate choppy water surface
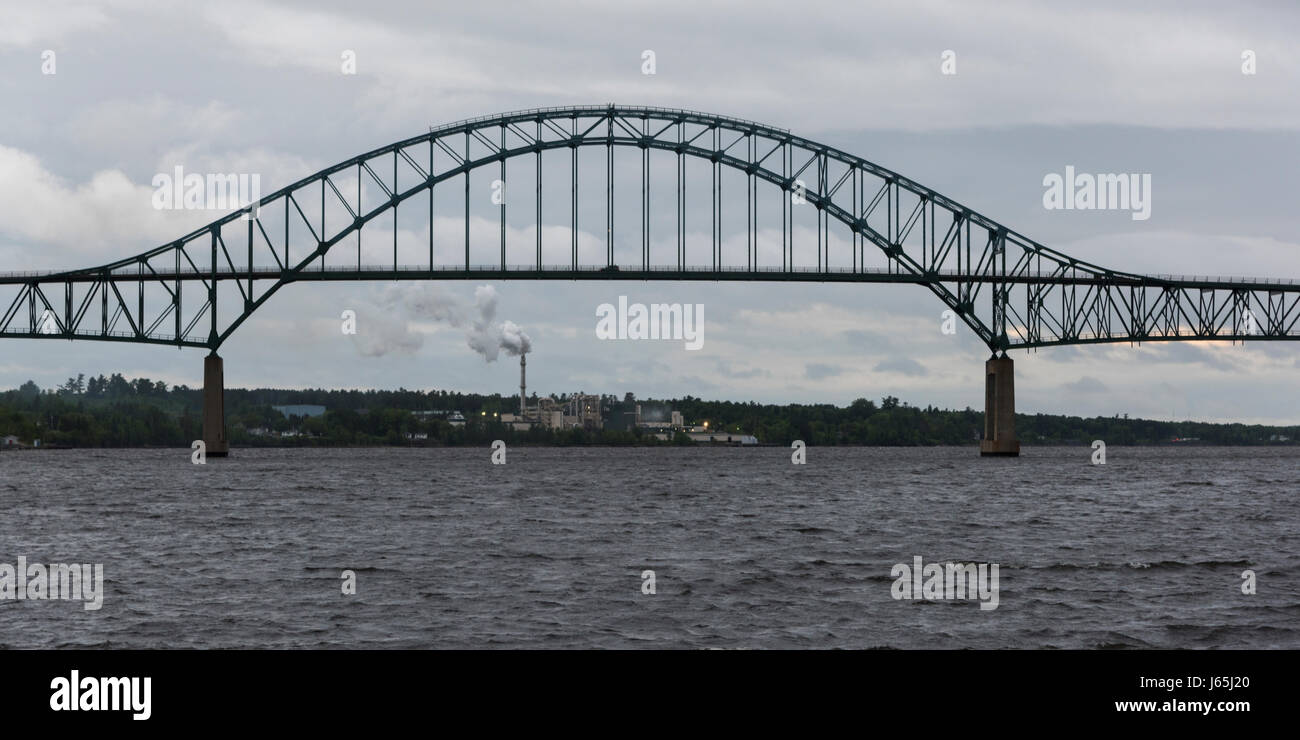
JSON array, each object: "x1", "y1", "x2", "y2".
[{"x1": 0, "y1": 445, "x2": 1295, "y2": 648}]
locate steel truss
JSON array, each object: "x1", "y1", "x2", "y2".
[{"x1": 1, "y1": 104, "x2": 1296, "y2": 352}]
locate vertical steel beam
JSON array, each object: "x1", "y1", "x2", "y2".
[
  {"x1": 746, "y1": 133, "x2": 753, "y2": 272},
  {"x1": 209, "y1": 230, "x2": 218, "y2": 347},
  {"x1": 464, "y1": 131, "x2": 470, "y2": 271},
  {"x1": 817, "y1": 154, "x2": 823, "y2": 272},
  {"x1": 436, "y1": 137, "x2": 441, "y2": 269},
  {"x1": 606, "y1": 113, "x2": 613, "y2": 267},
  {"x1": 175, "y1": 244, "x2": 181, "y2": 341},
  {"x1": 852, "y1": 166, "x2": 858, "y2": 273},
  {"x1": 641, "y1": 121, "x2": 649, "y2": 271},
  {"x1": 678, "y1": 121, "x2": 686, "y2": 270},
  {"x1": 712, "y1": 126, "x2": 720, "y2": 272},
  {"x1": 536, "y1": 120, "x2": 542, "y2": 271},
  {"x1": 500, "y1": 125, "x2": 506, "y2": 270},
  {"x1": 571, "y1": 136, "x2": 578, "y2": 270},
  {"x1": 393, "y1": 151, "x2": 398, "y2": 272},
  {"x1": 137, "y1": 261, "x2": 143, "y2": 338},
  {"x1": 357, "y1": 163, "x2": 362, "y2": 270},
  {"x1": 783, "y1": 143, "x2": 789, "y2": 272}
]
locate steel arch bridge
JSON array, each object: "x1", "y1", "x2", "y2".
[
  {"x1": 2, "y1": 104, "x2": 1297, "y2": 455},
  {"x1": 3, "y1": 103, "x2": 1298, "y2": 352}
]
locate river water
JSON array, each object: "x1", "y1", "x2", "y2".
[{"x1": 0, "y1": 445, "x2": 1295, "y2": 648}]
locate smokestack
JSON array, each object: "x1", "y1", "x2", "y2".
[{"x1": 520, "y1": 353, "x2": 526, "y2": 416}]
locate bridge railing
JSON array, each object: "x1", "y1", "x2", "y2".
[
  {"x1": 0, "y1": 327, "x2": 180, "y2": 342},
  {"x1": 4, "y1": 264, "x2": 1298, "y2": 287},
  {"x1": 1143, "y1": 273, "x2": 1299, "y2": 286}
]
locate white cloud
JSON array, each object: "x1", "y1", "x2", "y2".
[
  {"x1": 0, "y1": 2, "x2": 108, "y2": 48},
  {"x1": 0, "y1": 143, "x2": 321, "y2": 270},
  {"x1": 196, "y1": 0, "x2": 1300, "y2": 131}
]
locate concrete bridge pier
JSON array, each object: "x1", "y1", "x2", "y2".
[
  {"x1": 203, "y1": 352, "x2": 229, "y2": 457},
  {"x1": 980, "y1": 354, "x2": 1019, "y2": 457}
]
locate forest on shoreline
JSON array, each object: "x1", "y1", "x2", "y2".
[{"x1": 0, "y1": 373, "x2": 1295, "y2": 448}]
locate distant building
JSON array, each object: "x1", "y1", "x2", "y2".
[
  {"x1": 412, "y1": 410, "x2": 466, "y2": 427},
  {"x1": 499, "y1": 413, "x2": 534, "y2": 432},
  {"x1": 1, "y1": 434, "x2": 20, "y2": 448},
  {"x1": 687, "y1": 432, "x2": 758, "y2": 445},
  {"x1": 273, "y1": 404, "x2": 326, "y2": 418},
  {"x1": 510, "y1": 393, "x2": 602, "y2": 431}
]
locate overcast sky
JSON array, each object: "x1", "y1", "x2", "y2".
[{"x1": 1, "y1": 0, "x2": 1297, "y2": 424}]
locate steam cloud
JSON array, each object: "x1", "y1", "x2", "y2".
[
  {"x1": 499, "y1": 320, "x2": 532, "y2": 357},
  {"x1": 351, "y1": 284, "x2": 531, "y2": 361}
]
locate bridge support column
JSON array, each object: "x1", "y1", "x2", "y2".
[
  {"x1": 203, "y1": 352, "x2": 229, "y2": 457},
  {"x1": 980, "y1": 354, "x2": 1019, "y2": 457}
]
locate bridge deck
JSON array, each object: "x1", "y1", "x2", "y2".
[{"x1": 2, "y1": 264, "x2": 1296, "y2": 291}]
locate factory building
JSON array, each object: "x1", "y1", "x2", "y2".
[
  {"x1": 500, "y1": 353, "x2": 756, "y2": 444},
  {"x1": 500, "y1": 353, "x2": 604, "y2": 431}
]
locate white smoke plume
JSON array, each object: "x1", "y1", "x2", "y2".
[
  {"x1": 352, "y1": 284, "x2": 531, "y2": 361},
  {"x1": 499, "y1": 320, "x2": 532, "y2": 357}
]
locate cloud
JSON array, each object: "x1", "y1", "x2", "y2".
[
  {"x1": 197, "y1": 1, "x2": 1300, "y2": 131},
  {"x1": 1140, "y1": 342, "x2": 1244, "y2": 372},
  {"x1": 0, "y1": 143, "x2": 322, "y2": 270},
  {"x1": 1062, "y1": 376, "x2": 1108, "y2": 393},
  {"x1": 873, "y1": 357, "x2": 929, "y2": 377},
  {"x1": 0, "y1": 145, "x2": 180, "y2": 266},
  {"x1": 805, "y1": 363, "x2": 845, "y2": 380},
  {"x1": 64, "y1": 97, "x2": 246, "y2": 162},
  {"x1": 0, "y1": 3, "x2": 107, "y2": 48},
  {"x1": 717, "y1": 360, "x2": 769, "y2": 379},
  {"x1": 839, "y1": 329, "x2": 893, "y2": 350}
]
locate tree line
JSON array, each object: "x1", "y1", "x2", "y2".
[{"x1": 0, "y1": 375, "x2": 1295, "y2": 448}]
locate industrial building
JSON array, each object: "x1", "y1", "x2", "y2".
[
  {"x1": 499, "y1": 353, "x2": 604, "y2": 432},
  {"x1": 499, "y1": 353, "x2": 756, "y2": 443}
]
